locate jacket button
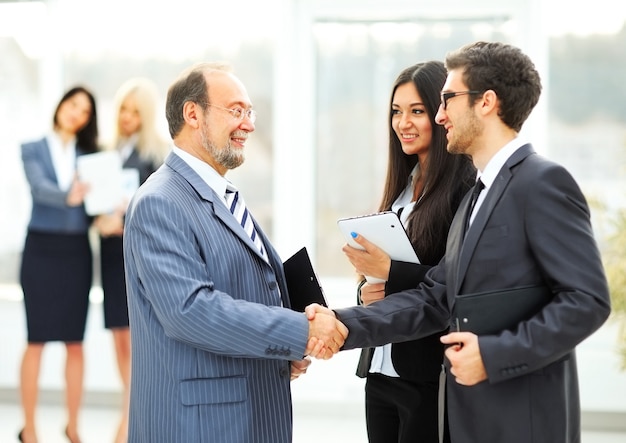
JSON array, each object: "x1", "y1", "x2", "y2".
[{"x1": 269, "y1": 281, "x2": 277, "y2": 290}]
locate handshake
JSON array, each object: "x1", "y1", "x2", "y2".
[{"x1": 304, "y1": 303, "x2": 349, "y2": 360}]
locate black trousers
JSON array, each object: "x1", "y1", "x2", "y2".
[{"x1": 365, "y1": 372, "x2": 448, "y2": 443}]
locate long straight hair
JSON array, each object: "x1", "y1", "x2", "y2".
[
  {"x1": 109, "y1": 77, "x2": 170, "y2": 165},
  {"x1": 379, "y1": 61, "x2": 475, "y2": 265},
  {"x1": 53, "y1": 86, "x2": 99, "y2": 153}
]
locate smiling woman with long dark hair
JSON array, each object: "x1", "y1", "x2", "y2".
[{"x1": 342, "y1": 61, "x2": 475, "y2": 443}]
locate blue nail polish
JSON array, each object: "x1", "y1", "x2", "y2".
[{"x1": 350, "y1": 232, "x2": 357, "y2": 238}]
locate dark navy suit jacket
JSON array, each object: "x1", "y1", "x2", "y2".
[
  {"x1": 21, "y1": 137, "x2": 91, "y2": 233},
  {"x1": 335, "y1": 144, "x2": 611, "y2": 443}
]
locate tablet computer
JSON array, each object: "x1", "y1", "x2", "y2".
[
  {"x1": 337, "y1": 211, "x2": 420, "y2": 283},
  {"x1": 283, "y1": 247, "x2": 327, "y2": 312}
]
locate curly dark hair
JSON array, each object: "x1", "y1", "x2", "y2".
[{"x1": 445, "y1": 41, "x2": 542, "y2": 132}]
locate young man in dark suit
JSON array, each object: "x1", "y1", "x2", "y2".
[{"x1": 308, "y1": 41, "x2": 611, "y2": 443}]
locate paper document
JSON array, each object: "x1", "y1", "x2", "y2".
[{"x1": 77, "y1": 151, "x2": 127, "y2": 215}]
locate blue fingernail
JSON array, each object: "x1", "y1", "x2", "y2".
[{"x1": 350, "y1": 232, "x2": 357, "y2": 238}]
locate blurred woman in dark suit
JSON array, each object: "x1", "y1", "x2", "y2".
[
  {"x1": 92, "y1": 78, "x2": 168, "y2": 443},
  {"x1": 19, "y1": 86, "x2": 98, "y2": 443}
]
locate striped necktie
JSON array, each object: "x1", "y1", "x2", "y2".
[{"x1": 225, "y1": 185, "x2": 268, "y2": 261}]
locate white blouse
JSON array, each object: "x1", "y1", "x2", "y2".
[
  {"x1": 47, "y1": 132, "x2": 77, "y2": 192},
  {"x1": 369, "y1": 164, "x2": 421, "y2": 377}
]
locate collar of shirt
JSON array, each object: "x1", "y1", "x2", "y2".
[
  {"x1": 391, "y1": 163, "x2": 421, "y2": 228},
  {"x1": 171, "y1": 145, "x2": 230, "y2": 205},
  {"x1": 469, "y1": 137, "x2": 528, "y2": 223},
  {"x1": 46, "y1": 131, "x2": 76, "y2": 191},
  {"x1": 476, "y1": 137, "x2": 528, "y2": 191},
  {"x1": 117, "y1": 133, "x2": 139, "y2": 162}
]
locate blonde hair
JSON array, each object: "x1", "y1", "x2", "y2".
[{"x1": 109, "y1": 77, "x2": 169, "y2": 164}]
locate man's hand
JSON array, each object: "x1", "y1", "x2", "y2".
[
  {"x1": 290, "y1": 357, "x2": 312, "y2": 381},
  {"x1": 304, "y1": 303, "x2": 348, "y2": 360},
  {"x1": 304, "y1": 303, "x2": 335, "y2": 321},
  {"x1": 441, "y1": 332, "x2": 487, "y2": 386},
  {"x1": 342, "y1": 233, "x2": 391, "y2": 281}
]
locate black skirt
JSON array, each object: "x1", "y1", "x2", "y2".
[
  {"x1": 100, "y1": 235, "x2": 129, "y2": 329},
  {"x1": 20, "y1": 231, "x2": 92, "y2": 343}
]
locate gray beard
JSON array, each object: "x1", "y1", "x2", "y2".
[{"x1": 201, "y1": 129, "x2": 244, "y2": 171}]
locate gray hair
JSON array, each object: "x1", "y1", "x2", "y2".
[{"x1": 165, "y1": 62, "x2": 232, "y2": 138}]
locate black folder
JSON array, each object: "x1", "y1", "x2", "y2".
[
  {"x1": 283, "y1": 247, "x2": 327, "y2": 312},
  {"x1": 454, "y1": 285, "x2": 552, "y2": 335}
]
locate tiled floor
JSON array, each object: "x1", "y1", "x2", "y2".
[{"x1": 1, "y1": 399, "x2": 626, "y2": 443}]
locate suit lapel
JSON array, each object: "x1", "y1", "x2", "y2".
[
  {"x1": 454, "y1": 144, "x2": 535, "y2": 293},
  {"x1": 124, "y1": 149, "x2": 140, "y2": 169},
  {"x1": 165, "y1": 153, "x2": 272, "y2": 266},
  {"x1": 38, "y1": 139, "x2": 59, "y2": 184},
  {"x1": 446, "y1": 192, "x2": 471, "y2": 295},
  {"x1": 261, "y1": 232, "x2": 291, "y2": 306}
]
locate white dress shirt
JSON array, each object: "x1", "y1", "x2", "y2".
[
  {"x1": 172, "y1": 146, "x2": 230, "y2": 207},
  {"x1": 469, "y1": 137, "x2": 528, "y2": 226}
]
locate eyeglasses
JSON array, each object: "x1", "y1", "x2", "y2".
[
  {"x1": 207, "y1": 104, "x2": 256, "y2": 123},
  {"x1": 440, "y1": 90, "x2": 483, "y2": 110}
]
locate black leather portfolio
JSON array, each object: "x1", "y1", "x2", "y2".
[
  {"x1": 283, "y1": 247, "x2": 327, "y2": 312},
  {"x1": 454, "y1": 285, "x2": 552, "y2": 335}
]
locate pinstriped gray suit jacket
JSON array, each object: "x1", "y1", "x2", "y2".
[{"x1": 124, "y1": 152, "x2": 309, "y2": 443}]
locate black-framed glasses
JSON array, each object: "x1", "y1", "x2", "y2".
[
  {"x1": 207, "y1": 104, "x2": 257, "y2": 123},
  {"x1": 440, "y1": 90, "x2": 483, "y2": 110}
]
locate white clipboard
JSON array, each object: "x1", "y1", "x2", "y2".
[
  {"x1": 77, "y1": 151, "x2": 140, "y2": 215},
  {"x1": 337, "y1": 211, "x2": 420, "y2": 283},
  {"x1": 77, "y1": 151, "x2": 123, "y2": 215}
]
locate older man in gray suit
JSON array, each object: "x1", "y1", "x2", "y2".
[{"x1": 123, "y1": 63, "x2": 346, "y2": 443}]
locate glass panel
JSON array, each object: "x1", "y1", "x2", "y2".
[
  {"x1": 0, "y1": 6, "x2": 275, "y2": 284},
  {"x1": 313, "y1": 18, "x2": 512, "y2": 277}
]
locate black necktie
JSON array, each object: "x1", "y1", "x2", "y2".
[{"x1": 464, "y1": 179, "x2": 484, "y2": 235}]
